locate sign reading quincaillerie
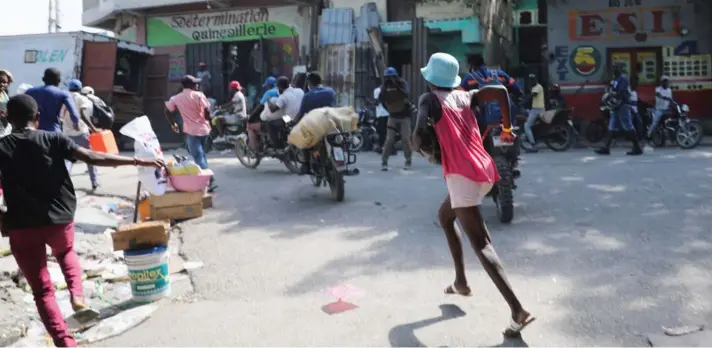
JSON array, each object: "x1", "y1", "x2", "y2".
[{"x1": 147, "y1": 6, "x2": 300, "y2": 46}]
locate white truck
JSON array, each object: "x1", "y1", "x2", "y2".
[{"x1": 0, "y1": 31, "x2": 156, "y2": 149}]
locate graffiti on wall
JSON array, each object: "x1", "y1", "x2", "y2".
[
  {"x1": 266, "y1": 38, "x2": 297, "y2": 77},
  {"x1": 569, "y1": 46, "x2": 601, "y2": 77},
  {"x1": 168, "y1": 53, "x2": 186, "y2": 81},
  {"x1": 553, "y1": 46, "x2": 570, "y2": 81},
  {"x1": 568, "y1": 6, "x2": 680, "y2": 41}
]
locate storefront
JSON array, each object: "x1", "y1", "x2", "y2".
[
  {"x1": 547, "y1": 0, "x2": 712, "y2": 120},
  {"x1": 145, "y1": 6, "x2": 311, "y2": 104}
]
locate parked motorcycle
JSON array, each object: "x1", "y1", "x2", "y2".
[
  {"x1": 349, "y1": 104, "x2": 378, "y2": 152},
  {"x1": 302, "y1": 130, "x2": 360, "y2": 202},
  {"x1": 234, "y1": 115, "x2": 301, "y2": 173},
  {"x1": 515, "y1": 107, "x2": 576, "y2": 151},
  {"x1": 647, "y1": 101, "x2": 703, "y2": 149}
]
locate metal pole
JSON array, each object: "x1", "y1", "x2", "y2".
[
  {"x1": 48, "y1": 0, "x2": 53, "y2": 33},
  {"x1": 55, "y1": 0, "x2": 62, "y2": 31}
]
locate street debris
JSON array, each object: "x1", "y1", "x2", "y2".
[
  {"x1": 322, "y1": 284, "x2": 364, "y2": 315},
  {"x1": 647, "y1": 324, "x2": 710, "y2": 347}
]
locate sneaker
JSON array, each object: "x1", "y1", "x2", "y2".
[
  {"x1": 91, "y1": 183, "x2": 100, "y2": 191},
  {"x1": 381, "y1": 164, "x2": 388, "y2": 171},
  {"x1": 207, "y1": 182, "x2": 218, "y2": 193},
  {"x1": 404, "y1": 161, "x2": 412, "y2": 170},
  {"x1": 626, "y1": 148, "x2": 643, "y2": 156}
]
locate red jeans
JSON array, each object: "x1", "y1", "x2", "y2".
[
  {"x1": 246, "y1": 121, "x2": 262, "y2": 151},
  {"x1": 9, "y1": 223, "x2": 82, "y2": 347}
]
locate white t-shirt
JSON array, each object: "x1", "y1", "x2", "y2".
[
  {"x1": 275, "y1": 87, "x2": 304, "y2": 117},
  {"x1": 231, "y1": 90, "x2": 247, "y2": 117},
  {"x1": 655, "y1": 86, "x2": 672, "y2": 110},
  {"x1": 629, "y1": 90, "x2": 638, "y2": 113},
  {"x1": 62, "y1": 91, "x2": 92, "y2": 136},
  {"x1": 373, "y1": 87, "x2": 389, "y2": 117}
]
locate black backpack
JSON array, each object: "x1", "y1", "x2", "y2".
[{"x1": 88, "y1": 96, "x2": 115, "y2": 129}]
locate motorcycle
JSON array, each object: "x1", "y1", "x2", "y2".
[
  {"x1": 204, "y1": 107, "x2": 244, "y2": 153},
  {"x1": 482, "y1": 124, "x2": 520, "y2": 224},
  {"x1": 647, "y1": 101, "x2": 703, "y2": 149},
  {"x1": 515, "y1": 107, "x2": 576, "y2": 152},
  {"x1": 349, "y1": 103, "x2": 378, "y2": 152},
  {"x1": 301, "y1": 129, "x2": 360, "y2": 202},
  {"x1": 234, "y1": 115, "x2": 301, "y2": 173}
]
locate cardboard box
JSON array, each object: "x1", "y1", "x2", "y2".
[
  {"x1": 150, "y1": 191, "x2": 204, "y2": 220},
  {"x1": 202, "y1": 194, "x2": 213, "y2": 209},
  {"x1": 112, "y1": 220, "x2": 170, "y2": 251}
]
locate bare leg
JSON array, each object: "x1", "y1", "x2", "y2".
[
  {"x1": 438, "y1": 195, "x2": 470, "y2": 295},
  {"x1": 454, "y1": 205, "x2": 529, "y2": 323}
]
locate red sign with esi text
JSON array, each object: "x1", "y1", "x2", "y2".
[{"x1": 568, "y1": 6, "x2": 681, "y2": 41}]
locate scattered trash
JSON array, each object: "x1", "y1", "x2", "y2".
[
  {"x1": 77, "y1": 304, "x2": 158, "y2": 344},
  {"x1": 647, "y1": 324, "x2": 710, "y2": 347},
  {"x1": 321, "y1": 300, "x2": 359, "y2": 315}
]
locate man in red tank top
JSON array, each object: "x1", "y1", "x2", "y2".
[{"x1": 412, "y1": 53, "x2": 535, "y2": 337}]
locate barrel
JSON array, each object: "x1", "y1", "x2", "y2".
[{"x1": 124, "y1": 246, "x2": 171, "y2": 302}]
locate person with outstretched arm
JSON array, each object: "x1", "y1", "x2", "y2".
[{"x1": 0, "y1": 94, "x2": 164, "y2": 347}]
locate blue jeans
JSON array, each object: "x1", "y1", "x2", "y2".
[
  {"x1": 68, "y1": 134, "x2": 98, "y2": 186},
  {"x1": 185, "y1": 134, "x2": 210, "y2": 171},
  {"x1": 609, "y1": 104, "x2": 634, "y2": 131},
  {"x1": 524, "y1": 108, "x2": 543, "y2": 144},
  {"x1": 647, "y1": 109, "x2": 665, "y2": 138}
]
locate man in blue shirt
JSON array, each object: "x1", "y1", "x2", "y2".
[
  {"x1": 260, "y1": 76, "x2": 279, "y2": 105},
  {"x1": 461, "y1": 54, "x2": 521, "y2": 133},
  {"x1": 595, "y1": 62, "x2": 642, "y2": 156},
  {"x1": 25, "y1": 68, "x2": 80, "y2": 133},
  {"x1": 291, "y1": 72, "x2": 335, "y2": 174}
]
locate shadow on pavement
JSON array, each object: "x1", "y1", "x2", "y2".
[{"x1": 388, "y1": 304, "x2": 467, "y2": 347}]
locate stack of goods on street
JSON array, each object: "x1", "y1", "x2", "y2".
[{"x1": 288, "y1": 106, "x2": 358, "y2": 149}]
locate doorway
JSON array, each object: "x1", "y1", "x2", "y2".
[
  {"x1": 607, "y1": 47, "x2": 662, "y2": 102},
  {"x1": 222, "y1": 40, "x2": 262, "y2": 107}
]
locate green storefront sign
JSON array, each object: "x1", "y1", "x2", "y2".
[{"x1": 147, "y1": 6, "x2": 300, "y2": 46}]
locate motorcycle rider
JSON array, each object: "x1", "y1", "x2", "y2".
[
  {"x1": 290, "y1": 72, "x2": 335, "y2": 174},
  {"x1": 595, "y1": 63, "x2": 643, "y2": 156},
  {"x1": 266, "y1": 76, "x2": 304, "y2": 151},
  {"x1": 461, "y1": 53, "x2": 522, "y2": 135},
  {"x1": 412, "y1": 53, "x2": 534, "y2": 337},
  {"x1": 213, "y1": 81, "x2": 246, "y2": 143},
  {"x1": 523, "y1": 74, "x2": 544, "y2": 153},
  {"x1": 378, "y1": 67, "x2": 412, "y2": 171},
  {"x1": 246, "y1": 77, "x2": 280, "y2": 153},
  {"x1": 647, "y1": 75, "x2": 673, "y2": 141},
  {"x1": 547, "y1": 84, "x2": 566, "y2": 109}
]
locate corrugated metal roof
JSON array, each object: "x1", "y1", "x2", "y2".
[
  {"x1": 356, "y1": 2, "x2": 381, "y2": 43},
  {"x1": 319, "y1": 8, "x2": 356, "y2": 46},
  {"x1": 320, "y1": 44, "x2": 355, "y2": 107}
]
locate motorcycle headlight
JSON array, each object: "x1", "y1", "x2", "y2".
[{"x1": 681, "y1": 104, "x2": 690, "y2": 113}]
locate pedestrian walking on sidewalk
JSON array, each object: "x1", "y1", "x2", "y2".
[
  {"x1": 412, "y1": 53, "x2": 535, "y2": 337},
  {"x1": 0, "y1": 94, "x2": 164, "y2": 347}
]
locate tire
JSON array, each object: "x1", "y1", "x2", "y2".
[
  {"x1": 545, "y1": 125, "x2": 574, "y2": 152},
  {"x1": 282, "y1": 146, "x2": 301, "y2": 174},
  {"x1": 235, "y1": 137, "x2": 261, "y2": 169},
  {"x1": 650, "y1": 127, "x2": 666, "y2": 148},
  {"x1": 585, "y1": 121, "x2": 606, "y2": 144},
  {"x1": 204, "y1": 136, "x2": 214, "y2": 154},
  {"x1": 493, "y1": 156, "x2": 514, "y2": 224},
  {"x1": 329, "y1": 170, "x2": 345, "y2": 202},
  {"x1": 676, "y1": 120, "x2": 703, "y2": 149},
  {"x1": 349, "y1": 132, "x2": 364, "y2": 152}
]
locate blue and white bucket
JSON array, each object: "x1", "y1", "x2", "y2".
[{"x1": 124, "y1": 246, "x2": 171, "y2": 302}]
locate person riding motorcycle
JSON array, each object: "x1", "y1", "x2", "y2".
[
  {"x1": 246, "y1": 77, "x2": 279, "y2": 153},
  {"x1": 547, "y1": 84, "x2": 567, "y2": 110},
  {"x1": 265, "y1": 76, "x2": 305, "y2": 151},
  {"x1": 288, "y1": 72, "x2": 336, "y2": 174},
  {"x1": 213, "y1": 81, "x2": 246, "y2": 143}
]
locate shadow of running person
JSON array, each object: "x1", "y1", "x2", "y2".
[
  {"x1": 387, "y1": 304, "x2": 467, "y2": 347},
  {"x1": 487, "y1": 335, "x2": 530, "y2": 348}
]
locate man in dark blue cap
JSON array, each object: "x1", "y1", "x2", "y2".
[{"x1": 378, "y1": 67, "x2": 412, "y2": 171}]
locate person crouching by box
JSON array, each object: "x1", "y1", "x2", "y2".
[{"x1": 0, "y1": 94, "x2": 164, "y2": 347}]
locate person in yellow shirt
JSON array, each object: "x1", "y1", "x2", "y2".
[{"x1": 524, "y1": 74, "x2": 545, "y2": 153}]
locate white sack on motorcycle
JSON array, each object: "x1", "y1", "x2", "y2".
[{"x1": 288, "y1": 107, "x2": 359, "y2": 149}]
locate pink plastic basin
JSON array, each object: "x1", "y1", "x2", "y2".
[{"x1": 168, "y1": 170, "x2": 213, "y2": 192}]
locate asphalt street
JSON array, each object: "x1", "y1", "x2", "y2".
[{"x1": 69, "y1": 145, "x2": 712, "y2": 346}]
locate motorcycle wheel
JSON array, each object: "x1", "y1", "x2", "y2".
[
  {"x1": 585, "y1": 121, "x2": 606, "y2": 144},
  {"x1": 235, "y1": 137, "x2": 261, "y2": 169},
  {"x1": 650, "y1": 127, "x2": 666, "y2": 148},
  {"x1": 493, "y1": 156, "x2": 514, "y2": 224},
  {"x1": 349, "y1": 131, "x2": 365, "y2": 152},
  {"x1": 329, "y1": 170, "x2": 345, "y2": 202},
  {"x1": 676, "y1": 120, "x2": 703, "y2": 149},
  {"x1": 282, "y1": 146, "x2": 301, "y2": 174},
  {"x1": 545, "y1": 124, "x2": 574, "y2": 152}
]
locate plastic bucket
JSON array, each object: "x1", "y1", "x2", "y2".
[{"x1": 124, "y1": 246, "x2": 171, "y2": 302}]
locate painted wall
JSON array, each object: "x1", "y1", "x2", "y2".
[
  {"x1": 416, "y1": 0, "x2": 472, "y2": 20},
  {"x1": 477, "y1": 0, "x2": 516, "y2": 68},
  {"x1": 547, "y1": 0, "x2": 709, "y2": 85},
  {"x1": 145, "y1": 6, "x2": 310, "y2": 49}
]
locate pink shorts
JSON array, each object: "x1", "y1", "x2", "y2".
[{"x1": 445, "y1": 174, "x2": 493, "y2": 208}]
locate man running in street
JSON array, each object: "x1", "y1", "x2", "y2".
[
  {"x1": 412, "y1": 53, "x2": 534, "y2": 337},
  {"x1": 0, "y1": 94, "x2": 163, "y2": 347},
  {"x1": 378, "y1": 67, "x2": 412, "y2": 171},
  {"x1": 62, "y1": 79, "x2": 100, "y2": 190},
  {"x1": 25, "y1": 68, "x2": 81, "y2": 133}
]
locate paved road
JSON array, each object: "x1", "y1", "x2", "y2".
[{"x1": 76, "y1": 146, "x2": 711, "y2": 346}]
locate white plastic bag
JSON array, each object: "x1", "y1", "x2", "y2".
[{"x1": 119, "y1": 116, "x2": 167, "y2": 195}]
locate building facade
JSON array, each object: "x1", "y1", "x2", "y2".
[{"x1": 546, "y1": 0, "x2": 712, "y2": 120}]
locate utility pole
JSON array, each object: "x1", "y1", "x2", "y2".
[{"x1": 48, "y1": 0, "x2": 61, "y2": 33}]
